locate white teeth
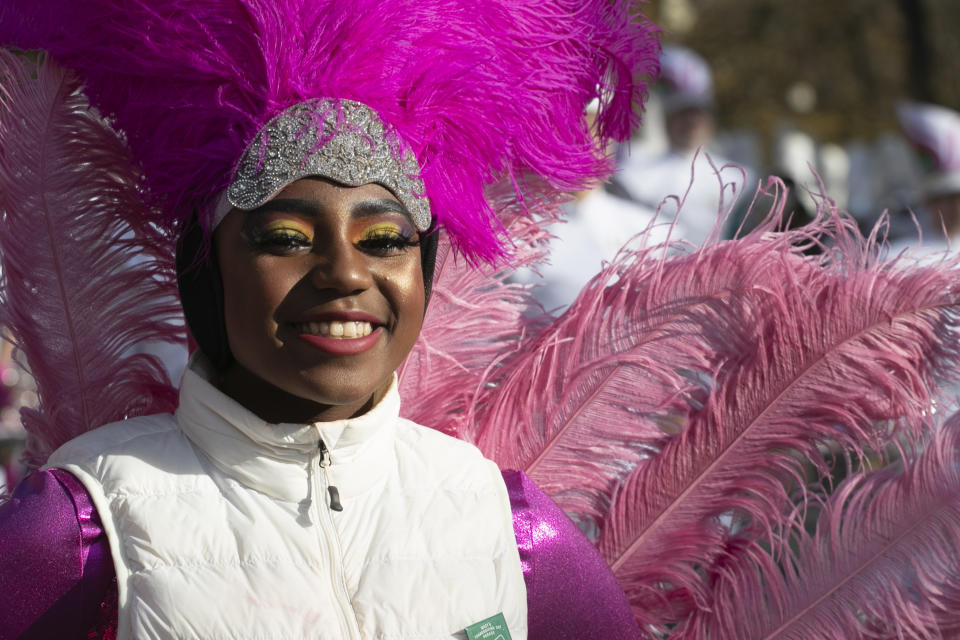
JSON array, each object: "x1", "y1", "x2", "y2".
[{"x1": 298, "y1": 321, "x2": 374, "y2": 339}]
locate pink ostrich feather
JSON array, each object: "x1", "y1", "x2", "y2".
[
  {"x1": 397, "y1": 185, "x2": 561, "y2": 440},
  {"x1": 469, "y1": 180, "x2": 801, "y2": 529},
  {"x1": 594, "y1": 197, "x2": 960, "y2": 630},
  {"x1": 411, "y1": 173, "x2": 960, "y2": 631},
  {"x1": 0, "y1": 0, "x2": 659, "y2": 263},
  {"x1": 0, "y1": 53, "x2": 185, "y2": 466},
  {"x1": 681, "y1": 412, "x2": 960, "y2": 640}
]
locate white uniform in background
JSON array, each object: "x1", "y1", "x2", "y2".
[
  {"x1": 515, "y1": 189, "x2": 668, "y2": 313},
  {"x1": 519, "y1": 46, "x2": 754, "y2": 312},
  {"x1": 617, "y1": 147, "x2": 749, "y2": 247},
  {"x1": 614, "y1": 46, "x2": 753, "y2": 247}
]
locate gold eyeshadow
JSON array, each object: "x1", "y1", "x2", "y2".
[
  {"x1": 355, "y1": 221, "x2": 408, "y2": 242},
  {"x1": 243, "y1": 214, "x2": 315, "y2": 246},
  {"x1": 262, "y1": 218, "x2": 314, "y2": 239}
]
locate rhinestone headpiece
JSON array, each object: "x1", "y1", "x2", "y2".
[{"x1": 217, "y1": 99, "x2": 430, "y2": 229}]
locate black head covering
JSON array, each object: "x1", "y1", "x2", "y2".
[{"x1": 176, "y1": 215, "x2": 438, "y2": 370}]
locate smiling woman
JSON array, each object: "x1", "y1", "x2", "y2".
[
  {"x1": 0, "y1": 0, "x2": 659, "y2": 638},
  {"x1": 215, "y1": 179, "x2": 427, "y2": 424}
]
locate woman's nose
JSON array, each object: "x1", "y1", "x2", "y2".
[{"x1": 307, "y1": 238, "x2": 373, "y2": 294}]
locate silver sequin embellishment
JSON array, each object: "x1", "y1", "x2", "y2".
[{"x1": 227, "y1": 99, "x2": 430, "y2": 230}]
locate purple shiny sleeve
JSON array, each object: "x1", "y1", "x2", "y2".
[
  {"x1": 502, "y1": 470, "x2": 642, "y2": 640},
  {"x1": 0, "y1": 467, "x2": 637, "y2": 639},
  {"x1": 0, "y1": 469, "x2": 114, "y2": 640}
]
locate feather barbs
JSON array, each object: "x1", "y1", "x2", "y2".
[
  {"x1": 0, "y1": 52, "x2": 185, "y2": 465},
  {"x1": 0, "y1": 0, "x2": 660, "y2": 262}
]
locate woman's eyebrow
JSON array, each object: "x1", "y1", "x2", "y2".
[
  {"x1": 352, "y1": 199, "x2": 413, "y2": 223},
  {"x1": 249, "y1": 198, "x2": 320, "y2": 217},
  {"x1": 248, "y1": 197, "x2": 412, "y2": 223}
]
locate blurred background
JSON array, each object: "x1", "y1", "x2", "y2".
[
  {"x1": 634, "y1": 0, "x2": 960, "y2": 221},
  {"x1": 649, "y1": 0, "x2": 959, "y2": 146},
  {"x1": 517, "y1": 0, "x2": 960, "y2": 314}
]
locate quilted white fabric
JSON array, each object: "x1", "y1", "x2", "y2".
[{"x1": 47, "y1": 360, "x2": 527, "y2": 639}]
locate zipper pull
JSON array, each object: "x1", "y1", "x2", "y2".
[{"x1": 318, "y1": 441, "x2": 343, "y2": 512}]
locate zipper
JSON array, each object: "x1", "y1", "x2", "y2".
[
  {"x1": 319, "y1": 440, "x2": 343, "y2": 511},
  {"x1": 313, "y1": 438, "x2": 362, "y2": 638}
]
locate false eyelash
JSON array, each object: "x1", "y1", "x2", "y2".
[{"x1": 357, "y1": 230, "x2": 420, "y2": 254}]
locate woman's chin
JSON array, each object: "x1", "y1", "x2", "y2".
[
  {"x1": 219, "y1": 359, "x2": 391, "y2": 423},
  {"x1": 288, "y1": 381, "x2": 384, "y2": 419}
]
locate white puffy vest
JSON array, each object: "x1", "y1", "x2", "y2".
[{"x1": 47, "y1": 363, "x2": 527, "y2": 639}]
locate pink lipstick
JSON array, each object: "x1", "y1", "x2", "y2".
[{"x1": 297, "y1": 327, "x2": 383, "y2": 355}]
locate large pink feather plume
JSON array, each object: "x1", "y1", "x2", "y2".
[
  {"x1": 682, "y1": 412, "x2": 960, "y2": 639},
  {"x1": 469, "y1": 232, "x2": 760, "y2": 524},
  {"x1": 398, "y1": 186, "x2": 560, "y2": 439},
  {"x1": 467, "y1": 180, "x2": 807, "y2": 530},
  {"x1": 0, "y1": 53, "x2": 185, "y2": 466},
  {"x1": 596, "y1": 203, "x2": 960, "y2": 629},
  {"x1": 401, "y1": 174, "x2": 960, "y2": 632},
  {"x1": 0, "y1": 0, "x2": 659, "y2": 262}
]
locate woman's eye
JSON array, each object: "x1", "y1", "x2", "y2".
[
  {"x1": 356, "y1": 224, "x2": 419, "y2": 254},
  {"x1": 245, "y1": 223, "x2": 314, "y2": 252},
  {"x1": 264, "y1": 228, "x2": 312, "y2": 249}
]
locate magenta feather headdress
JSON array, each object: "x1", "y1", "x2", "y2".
[{"x1": 0, "y1": 0, "x2": 659, "y2": 261}]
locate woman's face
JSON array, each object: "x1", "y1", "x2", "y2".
[{"x1": 215, "y1": 177, "x2": 425, "y2": 423}]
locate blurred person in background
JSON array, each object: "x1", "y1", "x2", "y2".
[
  {"x1": 512, "y1": 100, "x2": 666, "y2": 312},
  {"x1": 731, "y1": 127, "x2": 820, "y2": 247},
  {"x1": 516, "y1": 47, "x2": 759, "y2": 313},
  {"x1": 892, "y1": 101, "x2": 960, "y2": 255},
  {"x1": 614, "y1": 45, "x2": 754, "y2": 247}
]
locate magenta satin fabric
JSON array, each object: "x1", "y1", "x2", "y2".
[
  {"x1": 503, "y1": 470, "x2": 642, "y2": 639},
  {"x1": 1, "y1": 469, "x2": 639, "y2": 639},
  {"x1": 0, "y1": 469, "x2": 114, "y2": 640}
]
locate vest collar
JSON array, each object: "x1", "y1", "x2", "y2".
[{"x1": 175, "y1": 355, "x2": 400, "y2": 502}]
